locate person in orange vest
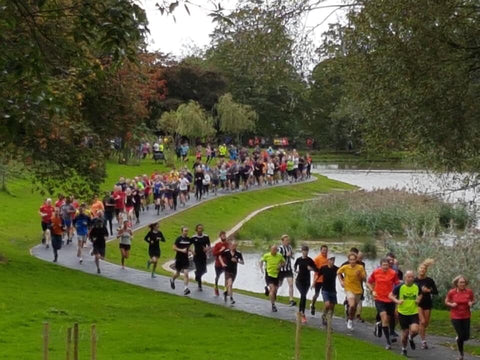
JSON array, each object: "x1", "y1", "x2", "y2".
[{"x1": 50, "y1": 207, "x2": 65, "y2": 262}]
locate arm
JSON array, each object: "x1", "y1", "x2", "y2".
[
  {"x1": 237, "y1": 254, "x2": 244, "y2": 265},
  {"x1": 445, "y1": 291, "x2": 457, "y2": 308},
  {"x1": 144, "y1": 232, "x2": 150, "y2": 244}
]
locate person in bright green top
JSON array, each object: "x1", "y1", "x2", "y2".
[
  {"x1": 260, "y1": 245, "x2": 285, "y2": 312},
  {"x1": 389, "y1": 270, "x2": 423, "y2": 357}
]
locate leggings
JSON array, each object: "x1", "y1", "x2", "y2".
[
  {"x1": 195, "y1": 182, "x2": 203, "y2": 199},
  {"x1": 296, "y1": 280, "x2": 310, "y2": 314},
  {"x1": 452, "y1": 318, "x2": 470, "y2": 355}
]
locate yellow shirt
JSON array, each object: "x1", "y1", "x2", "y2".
[{"x1": 337, "y1": 264, "x2": 366, "y2": 295}]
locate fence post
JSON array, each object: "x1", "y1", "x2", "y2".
[
  {"x1": 325, "y1": 311, "x2": 333, "y2": 360},
  {"x1": 295, "y1": 312, "x2": 302, "y2": 360},
  {"x1": 91, "y1": 324, "x2": 97, "y2": 360},
  {"x1": 43, "y1": 322, "x2": 49, "y2": 360},
  {"x1": 66, "y1": 327, "x2": 72, "y2": 360},
  {"x1": 73, "y1": 323, "x2": 79, "y2": 360}
]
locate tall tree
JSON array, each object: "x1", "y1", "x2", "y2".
[{"x1": 216, "y1": 93, "x2": 257, "y2": 142}]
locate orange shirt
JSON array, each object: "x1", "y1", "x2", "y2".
[
  {"x1": 51, "y1": 215, "x2": 64, "y2": 236},
  {"x1": 368, "y1": 268, "x2": 399, "y2": 303},
  {"x1": 313, "y1": 254, "x2": 328, "y2": 283},
  {"x1": 90, "y1": 200, "x2": 105, "y2": 218}
]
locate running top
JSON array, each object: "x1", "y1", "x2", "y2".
[
  {"x1": 337, "y1": 264, "x2": 366, "y2": 295},
  {"x1": 40, "y1": 204, "x2": 54, "y2": 223},
  {"x1": 318, "y1": 265, "x2": 339, "y2": 292},
  {"x1": 74, "y1": 213, "x2": 91, "y2": 236},
  {"x1": 118, "y1": 229, "x2": 132, "y2": 245},
  {"x1": 90, "y1": 225, "x2": 108, "y2": 248},
  {"x1": 294, "y1": 256, "x2": 316, "y2": 284},
  {"x1": 414, "y1": 277, "x2": 438, "y2": 309},
  {"x1": 392, "y1": 283, "x2": 420, "y2": 316},
  {"x1": 261, "y1": 252, "x2": 285, "y2": 279},
  {"x1": 368, "y1": 268, "x2": 400, "y2": 303},
  {"x1": 144, "y1": 230, "x2": 166, "y2": 253},
  {"x1": 179, "y1": 178, "x2": 189, "y2": 191},
  {"x1": 446, "y1": 288, "x2": 474, "y2": 319},
  {"x1": 278, "y1": 244, "x2": 293, "y2": 272},
  {"x1": 191, "y1": 234, "x2": 211, "y2": 259},
  {"x1": 222, "y1": 249, "x2": 243, "y2": 274},
  {"x1": 50, "y1": 215, "x2": 64, "y2": 236},
  {"x1": 174, "y1": 236, "x2": 191, "y2": 261},
  {"x1": 313, "y1": 254, "x2": 328, "y2": 283},
  {"x1": 212, "y1": 241, "x2": 229, "y2": 267}
]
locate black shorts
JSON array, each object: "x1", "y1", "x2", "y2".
[
  {"x1": 41, "y1": 222, "x2": 51, "y2": 232},
  {"x1": 119, "y1": 244, "x2": 131, "y2": 251},
  {"x1": 398, "y1": 313, "x2": 419, "y2": 330},
  {"x1": 225, "y1": 272, "x2": 237, "y2": 282},
  {"x1": 266, "y1": 275, "x2": 279, "y2": 287},
  {"x1": 375, "y1": 300, "x2": 396, "y2": 316},
  {"x1": 175, "y1": 257, "x2": 189, "y2": 272},
  {"x1": 278, "y1": 270, "x2": 293, "y2": 282},
  {"x1": 93, "y1": 246, "x2": 106, "y2": 257},
  {"x1": 115, "y1": 208, "x2": 123, "y2": 216},
  {"x1": 149, "y1": 250, "x2": 160, "y2": 258},
  {"x1": 314, "y1": 283, "x2": 323, "y2": 296}
]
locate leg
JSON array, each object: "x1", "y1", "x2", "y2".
[
  {"x1": 183, "y1": 269, "x2": 189, "y2": 288},
  {"x1": 380, "y1": 311, "x2": 391, "y2": 345},
  {"x1": 347, "y1": 297, "x2": 357, "y2": 320},
  {"x1": 269, "y1": 284, "x2": 277, "y2": 304}
]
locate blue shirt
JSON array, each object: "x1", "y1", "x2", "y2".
[{"x1": 74, "y1": 213, "x2": 91, "y2": 236}]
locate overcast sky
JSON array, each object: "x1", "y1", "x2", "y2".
[{"x1": 141, "y1": 0, "x2": 347, "y2": 58}]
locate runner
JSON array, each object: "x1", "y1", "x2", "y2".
[
  {"x1": 103, "y1": 191, "x2": 115, "y2": 235},
  {"x1": 337, "y1": 252, "x2": 367, "y2": 330},
  {"x1": 445, "y1": 275, "x2": 475, "y2": 360},
  {"x1": 317, "y1": 255, "x2": 339, "y2": 326},
  {"x1": 39, "y1": 198, "x2": 54, "y2": 249},
  {"x1": 278, "y1": 235, "x2": 296, "y2": 307},
  {"x1": 113, "y1": 185, "x2": 126, "y2": 223},
  {"x1": 178, "y1": 173, "x2": 190, "y2": 207},
  {"x1": 389, "y1": 270, "x2": 422, "y2": 357},
  {"x1": 60, "y1": 197, "x2": 76, "y2": 244},
  {"x1": 220, "y1": 241, "x2": 244, "y2": 305},
  {"x1": 190, "y1": 224, "x2": 211, "y2": 291},
  {"x1": 144, "y1": 222, "x2": 166, "y2": 278},
  {"x1": 50, "y1": 207, "x2": 64, "y2": 262},
  {"x1": 170, "y1": 226, "x2": 192, "y2": 295},
  {"x1": 89, "y1": 217, "x2": 108, "y2": 274},
  {"x1": 73, "y1": 204, "x2": 91, "y2": 264},
  {"x1": 367, "y1": 258, "x2": 400, "y2": 350},
  {"x1": 414, "y1": 258, "x2": 438, "y2": 349},
  {"x1": 194, "y1": 166, "x2": 204, "y2": 201},
  {"x1": 293, "y1": 245, "x2": 316, "y2": 323},
  {"x1": 311, "y1": 245, "x2": 329, "y2": 315},
  {"x1": 260, "y1": 245, "x2": 285, "y2": 312},
  {"x1": 212, "y1": 230, "x2": 229, "y2": 296},
  {"x1": 117, "y1": 220, "x2": 133, "y2": 270}
]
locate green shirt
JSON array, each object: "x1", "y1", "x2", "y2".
[
  {"x1": 261, "y1": 253, "x2": 285, "y2": 278},
  {"x1": 393, "y1": 283, "x2": 420, "y2": 315}
]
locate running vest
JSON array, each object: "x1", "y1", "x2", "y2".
[{"x1": 397, "y1": 283, "x2": 419, "y2": 315}]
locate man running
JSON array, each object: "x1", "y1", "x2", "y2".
[
  {"x1": 294, "y1": 245, "x2": 316, "y2": 323},
  {"x1": 260, "y1": 245, "x2": 285, "y2": 312},
  {"x1": 191, "y1": 224, "x2": 211, "y2": 291},
  {"x1": 389, "y1": 270, "x2": 422, "y2": 357},
  {"x1": 212, "y1": 230, "x2": 229, "y2": 296},
  {"x1": 278, "y1": 235, "x2": 296, "y2": 307},
  {"x1": 50, "y1": 207, "x2": 64, "y2": 262},
  {"x1": 39, "y1": 198, "x2": 54, "y2": 249},
  {"x1": 220, "y1": 241, "x2": 244, "y2": 305},
  {"x1": 317, "y1": 255, "x2": 339, "y2": 326},
  {"x1": 170, "y1": 226, "x2": 192, "y2": 295},
  {"x1": 89, "y1": 217, "x2": 108, "y2": 274},
  {"x1": 60, "y1": 197, "x2": 76, "y2": 244},
  {"x1": 337, "y1": 253, "x2": 366, "y2": 330},
  {"x1": 73, "y1": 204, "x2": 91, "y2": 264},
  {"x1": 367, "y1": 258, "x2": 400, "y2": 350},
  {"x1": 311, "y1": 245, "x2": 329, "y2": 315}
]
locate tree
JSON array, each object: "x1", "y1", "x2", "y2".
[{"x1": 215, "y1": 93, "x2": 257, "y2": 142}]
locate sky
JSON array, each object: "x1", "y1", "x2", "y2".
[{"x1": 141, "y1": 0, "x2": 348, "y2": 59}]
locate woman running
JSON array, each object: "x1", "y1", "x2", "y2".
[
  {"x1": 117, "y1": 220, "x2": 133, "y2": 269},
  {"x1": 90, "y1": 217, "x2": 108, "y2": 274},
  {"x1": 445, "y1": 275, "x2": 475, "y2": 360},
  {"x1": 50, "y1": 207, "x2": 64, "y2": 262},
  {"x1": 294, "y1": 245, "x2": 316, "y2": 323},
  {"x1": 414, "y1": 258, "x2": 438, "y2": 349},
  {"x1": 220, "y1": 241, "x2": 244, "y2": 305},
  {"x1": 144, "y1": 222, "x2": 166, "y2": 278}
]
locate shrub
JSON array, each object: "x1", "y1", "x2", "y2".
[{"x1": 361, "y1": 238, "x2": 377, "y2": 258}]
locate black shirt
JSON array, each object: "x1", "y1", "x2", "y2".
[
  {"x1": 222, "y1": 249, "x2": 243, "y2": 274},
  {"x1": 294, "y1": 256, "x2": 317, "y2": 283},
  {"x1": 414, "y1": 277, "x2": 438, "y2": 308},
  {"x1": 144, "y1": 230, "x2": 166, "y2": 253},
  {"x1": 174, "y1": 236, "x2": 191, "y2": 260},
  {"x1": 191, "y1": 233, "x2": 210, "y2": 258},
  {"x1": 318, "y1": 265, "x2": 339, "y2": 292},
  {"x1": 90, "y1": 226, "x2": 108, "y2": 248}
]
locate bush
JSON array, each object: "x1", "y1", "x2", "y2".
[{"x1": 361, "y1": 238, "x2": 377, "y2": 258}]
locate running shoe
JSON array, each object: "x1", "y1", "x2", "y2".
[
  {"x1": 230, "y1": 298, "x2": 235, "y2": 305},
  {"x1": 347, "y1": 319, "x2": 353, "y2": 330},
  {"x1": 301, "y1": 315, "x2": 307, "y2": 324},
  {"x1": 421, "y1": 341, "x2": 428, "y2": 350},
  {"x1": 151, "y1": 273, "x2": 156, "y2": 278},
  {"x1": 401, "y1": 349, "x2": 407, "y2": 357},
  {"x1": 374, "y1": 322, "x2": 383, "y2": 338},
  {"x1": 97, "y1": 268, "x2": 101, "y2": 274},
  {"x1": 264, "y1": 286, "x2": 270, "y2": 296},
  {"x1": 385, "y1": 344, "x2": 391, "y2": 350},
  {"x1": 408, "y1": 336, "x2": 416, "y2": 350},
  {"x1": 289, "y1": 300, "x2": 297, "y2": 307},
  {"x1": 272, "y1": 304, "x2": 278, "y2": 312},
  {"x1": 170, "y1": 279, "x2": 175, "y2": 290},
  {"x1": 214, "y1": 288, "x2": 219, "y2": 296},
  {"x1": 356, "y1": 314, "x2": 365, "y2": 323},
  {"x1": 184, "y1": 288, "x2": 191, "y2": 296},
  {"x1": 310, "y1": 304, "x2": 316, "y2": 316},
  {"x1": 79, "y1": 258, "x2": 83, "y2": 264}
]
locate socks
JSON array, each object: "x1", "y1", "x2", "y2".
[
  {"x1": 383, "y1": 326, "x2": 391, "y2": 345},
  {"x1": 457, "y1": 338, "x2": 464, "y2": 356}
]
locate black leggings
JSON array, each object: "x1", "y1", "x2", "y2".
[
  {"x1": 296, "y1": 280, "x2": 310, "y2": 314},
  {"x1": 195, "y1": 182, "x2": 203, "y2": 199},
  {"x1": 452, "y1": 318, "x2": 470, "y2": 356}
]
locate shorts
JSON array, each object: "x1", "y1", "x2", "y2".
[
  {"x1": 375, "y1": 300, "x2": 396, "y2": 316},
  {"x1": 322, "y1": 290, "x2": 338, "y2": 304},
  {"x1": 345, "y1": 291, "x2": 362, "y2": 303},
  {"x1": 398, "y1": 313, "x2": 420, "y2": 330},
  {"x1": 77, "y1": 235, "x2": 87, "y2": 243},
  {"x1": 164, "y1": 192, "x2": 172, "y2": 199},
  {"x1": 126, "y1": 206, "x2": 134, "y2": 213},
  {"x1": 149, "y1": 250, "x2": 161, "y2": 258},
  {"x1": 175, "y1": 257, "x2": 189, "y2": 271},
  {"x1": 180, "y1": 190, "x2": 188, "y2": 195},
  {"x1": 225, "y1": 272, "x2": 237, "y2": 282},
  {"x1": 278, "y1": 270, "x2": 293, "y2": 282},
  {"x1": 119, "y1": 244, "x2": 131, "y2": 251},
  {"x1": 63, "y1": 219, "x2": 72, "y2": 228},
  {"x1": 93, "y1": 246, "x2": 106, "y2": 257},
  {"x1": 41, "y1": 222, "x2": 51, "y2": 232},
  {"x1": 314, "y1": 283, "x2": 323, "y2": 296},
  {"x1": 266, "y1": 275, "x2": 279, "y2": 287}
]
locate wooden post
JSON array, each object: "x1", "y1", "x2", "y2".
[
  {"x1": 295, "y1": 312, "x2": 302, "y2": 360},
  {"x1": 325, "y1": 311, "x2": 333, "y2": 360},
  {"x1": 66, "y1": 328, "x2": 72, "y2": 360},
  {"x1": 73, "y1": 323, "x2": 79, "y2": 360},
  {"x1": 91, "y1": 324, "x2": 97, "y2": 360},
  {"x1": 43, "y1": 322, "x2": 49, "y2": 360}
]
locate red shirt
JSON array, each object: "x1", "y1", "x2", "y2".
[
  {"x1": 447, "y1": 288, "x2": 474, "y2": 319},
  {"x1": 40, "y1": 204, "x2": 54, "y2": 223},
  {"x1": 114, "y1": 190, "x2": 125, "y2": 210},
  {"x1": 55, "y1": 199, "x2": 65, "y2": 208},
  {"x1": 212, "y1": 241, "x2": 229, "y2": 267},
  {"x1": 368, "y1": 268, "x2": 400, "y2": 303}
]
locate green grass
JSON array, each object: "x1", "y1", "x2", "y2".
[{"x1": 0, "y1": 161, "x2": 403, "y2": 359}]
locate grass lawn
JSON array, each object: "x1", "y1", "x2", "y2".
[{"x1": 0, "y1": 160, "x2": 403, "y2": 359}]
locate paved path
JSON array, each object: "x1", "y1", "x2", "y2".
[{"x1": 31, "y1": 177, "x2": 476, "y2": 359}]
